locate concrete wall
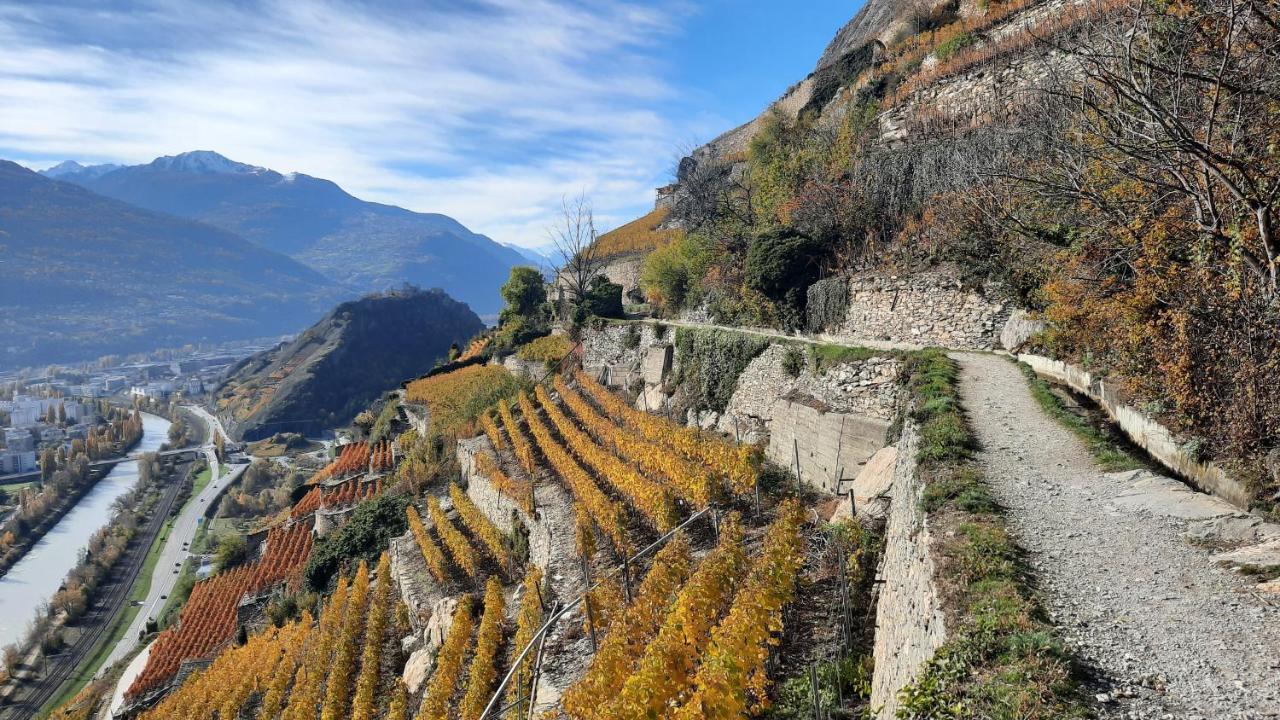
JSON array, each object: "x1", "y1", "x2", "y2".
[
  {"x1": 1019, "y1": 354, "x2": 1252, "y2": 509},
  {"x1": 869, "y1": 420, "x2": 948, "y2": 718}
]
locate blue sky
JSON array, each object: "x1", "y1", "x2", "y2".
[{"x1": 0, "y1": 0, "x2": 859, "y2": 247}]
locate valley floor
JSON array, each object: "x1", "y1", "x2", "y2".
[{"x1": 954, "y1": 352, "x2": 1280, "y2": 720}]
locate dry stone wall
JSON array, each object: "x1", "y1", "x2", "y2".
[
  {"x1": 830, "y1": 266, "x2": 1012, "y2": 350},
  {"x1": 457, "y1": 436, "x2": 583, "y2": 595},
  {"x1": 870, "y1": 420, "x2": 948, "y2": 719}
]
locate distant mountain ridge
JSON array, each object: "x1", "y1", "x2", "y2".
[
  {"x1": 214, "y1": 287, "x2": 484, "y2": 440},
  {"x1": 46, "y1": 151, "x2": 528, "y2": 315},
  {"x1": 0, "y1": 160, "x2": 341, "y2": 367}
]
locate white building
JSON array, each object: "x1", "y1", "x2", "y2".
[{"x1": 0, "y1": 450, "x2": 37, "y2": 474}]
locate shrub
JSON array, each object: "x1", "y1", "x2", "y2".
[
  {"x1": 303, "y1": 494, "x2": 409, "y2": 592},
  {"x1": 583, "y1": 276, "x2": 624, "y2": 319},
  {"x1": 934, "y1": 31, "x2": 977, "y2": 62},
  {"x1": 781, "y1": 347, "x2": 805, "y2": 377},
  {"x1": 744, "y1": 230, "x2": 822, "y2": 307},
  {"x1": 640, "y1": 234, "x2": 714, "y2": 314},
  {"x1": 213, "y1": 534, "x2": 248, "y2": 572},
  {"x1": 517, "y1": 335, "x2": 574, "y2": 364}
]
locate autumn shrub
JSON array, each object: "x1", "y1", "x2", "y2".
[{"x1": 517, "y1": 334, "x2": 574, "y2": 364}]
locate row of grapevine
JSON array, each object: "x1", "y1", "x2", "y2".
[
  {"x1": 517, "y1": 393, "x2": 631, "y2": 554},
  {"x1": 574, "y1": 369, "x2": 758, "y2": 494},
  {"x1": 498, "y1": 398, "x2": 538, "y2": 476},
  {"x1": 418, "y1": 596, "x2": 476, "y2": 720},
  {"x1": 506, "y1": 565, "x2": 545, "y2": 718},
  {"x1": 475, "y1": 449, "x2": 534, "y2": 516},
  {"x1": 598, "y1": 517, "x2": 746, "y2": 719},
  {"x1": 459, "y1": 577, "x2": 506, "y2": 720},
  {"x1": 561, "y1": 535, "x2": 694, "y2": 719},
  {"x1": 139, "y1": 554, "x2": 401, "y2": 720},
  {"x1": 534, "y1": 385, "x2": 676, "y2": 532},
  {"x1": 553, "y1": 375, "x2": 716, "y2": 509},
  {"x1": 672, "y1": 500, "x2": 806, "y2": 719},
  {"x1": 449, "y1": 483, "x2": 513, "y2": 568},
  {"x1": 321, "y1": 476, "x2": 382, "y2": 509},
  {"x1": 427, "y1": 496, "x2": 482, "y2": 578},
  {"x1": 407, "y1": 505, "x2": 450, "y2": 582},
  {"x1": 127, "y1": 515, "x2": 318, "y2": 699},
  {"x1": 481, "y1": 412, "x2": 505, "y2": 452}
]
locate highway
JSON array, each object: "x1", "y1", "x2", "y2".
[{"x1": 97, "y1": 405, "x2": 243, "y2": 675}]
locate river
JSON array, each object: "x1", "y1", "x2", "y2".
[{"x1": 0, "y1": 413, "x2": 171, "y2": 650}]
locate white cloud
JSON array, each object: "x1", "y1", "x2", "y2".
[{"x1": 0, "y1": 0, "x2": 703, "y2": 246}]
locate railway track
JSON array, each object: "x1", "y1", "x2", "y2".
[{"x1": 0, "y1": 469, "x2": 187, "y2": 719}]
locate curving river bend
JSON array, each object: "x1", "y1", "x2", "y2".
[{"x1": 0, "y1": 413, "x2": 171, "y2": 650}]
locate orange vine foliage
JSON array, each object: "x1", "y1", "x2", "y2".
[
  {"x1": 418, "y1": 596, "x2": 476, "y2": 720},
  {"x1": 574, "y1": 369, "x2": 757, "y2": 495},
  {"x1": 428, "y1": 496, "x2": 482, "y2": 578},
  {"x1": 407, "y1": 504, "x2": 450, "y2": 582},
  {"x1": 535, "y1": 384, "x2": 675, "y2": 532},
  {"x1": 460, "y1": 577, "x2": 506, "y2": 720},
  {"x1": 601, "y1": 516, "x2": 746, "y2": 719},
  {"x1": 475, "y1": 449, "x2": 534, "y2": 516},
  {"x1": 555, "y1": 376, "x2": 715, "y2": 508},
  {"x1": 593, "y1": 206, "x2": 684, "y2": 258},
  {"x1": 404, "y1": 364, "x2": 519, "y2": 437},
  {"x1": 449, "y1": 483, "x2": 513, "y2": 568},
  {"x1": 673, "y1": 500, "x2": 806, "y2": 720},
  {"x1": 498, "y1": 398, "x2": 538, "y2": 477},
  {"x1": 518, "y1": 392, "x2": 631, "y2": 554},
  {"x1": 561, "y1": 534, "x2": 693, "y2": 720}
]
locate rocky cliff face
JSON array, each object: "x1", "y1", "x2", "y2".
[{"x1": 215, "y1": 288, "x2": 484, "y2": 440}]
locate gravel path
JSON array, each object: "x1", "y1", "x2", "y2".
[{"x1": 954, "y1": 352, "x2": 1280, "y2": 720}]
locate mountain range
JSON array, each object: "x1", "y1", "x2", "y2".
[
  {"x1": 44, "y1": 151, "x2": 526, "y2": 317},
  {"x1": 0, "y1": 160, "x2": 338, "y2": 368}
]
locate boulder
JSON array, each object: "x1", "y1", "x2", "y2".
[{"x1": 1000, "y1": 309, "x2": 1045, "y2": 353}]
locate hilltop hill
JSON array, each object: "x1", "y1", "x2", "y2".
[
  {"x1": 213, "y1": 287, "x2": 484, "y2": 441},
  {"x1": 49, "y1": 151, "x2": 528, "y2": 315},
  {"x1": 0, "y1": 160, "x2": 339, "y2": 368}
]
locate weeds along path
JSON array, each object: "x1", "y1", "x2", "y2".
[{"x1": 952, "y1": 352, "x2": 1280, "y2": 720}]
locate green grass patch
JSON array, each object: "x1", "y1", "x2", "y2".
[
  {"x1": 806, "y1": 342, "x2": 882, "y2": 373},
  {"x1": 1016, "y1": 362, "x2": 1144, "y2": 472},
  {"x1": 896, "y1": 349, "x2": 1087, "y2": 719}
]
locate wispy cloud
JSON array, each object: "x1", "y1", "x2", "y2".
[{"x1": 0, "y1": 0, "x2": 711, "y2": 246}]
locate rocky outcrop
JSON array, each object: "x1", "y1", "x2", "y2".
[{"x1": 214, "y1": 288, "x2": 483, "y2": 441}]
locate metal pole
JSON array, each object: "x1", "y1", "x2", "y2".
[
  {"x1": 848, "y1": 488, "x2": 856, "y2": 518},
  {"x1": 811, "y1": 661, "x2": 821, "y2": 720},
  {"x1": 794, "y1": 437, "x2": 802, "y2": 496},
  {"x1": 581, "y1": 555, "x2": 597, "y2": 653},
  {"x1": 525, "y1": 615, "x2": 552, "y2": 720},
  {"x1": 621, "y1": 556, "x2": 632, "y2": 604}
]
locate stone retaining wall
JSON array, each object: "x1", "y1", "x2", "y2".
[
  {"x1": 457, "y1": 436, "x2": 582, "y2": 594},
  {"x1": 1019, "y1": 354, "x2": 1252, "y2": 509},
  {"x1": 870, "y1": 420, "x2": 948, "y2": 719},
  {"x1": 832, "y1": 267, "x2": 1011, "y2": 350}
]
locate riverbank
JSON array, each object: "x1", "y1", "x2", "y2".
[
  {"x1": 0, "y1": 414, "x2": 169, "y2": 651},
  {"x1": 0, "y1": 459, "x2": 126, "y2": 580},
  {"x1": 0, "y1": 458, "x2": 192, "y2": 719}
]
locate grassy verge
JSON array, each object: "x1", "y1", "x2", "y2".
[
  {"x1": 1015, "y1": 361, "x2": 1144, "y2": 472},
  {"x1": 895, "y1": 349, "x2": 1087, "y2": 719}
]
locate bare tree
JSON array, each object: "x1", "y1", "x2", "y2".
[
  {"x1": 550, "y1": 194, "x2": 605, "y2": 309},
  {"x1": 1022, "y1": 0, "x2": 1280, "y2": 293}
]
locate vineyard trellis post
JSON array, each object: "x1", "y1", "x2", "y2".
[
  {"x1": 832, "y1": 416, "x2": 845, "y2": 489},
  {"x1": 621, "y1": 556, "x2": 632, "y2": 603},
  {"x1": 793, "y1": 438, "x2": 802, "y2": 496},
  {"x1": 811, "y1": 661, "x2": 821, "y2": 720},
  {"x1": 580, "y1": 555, "x2": 597, "y2": 653}
]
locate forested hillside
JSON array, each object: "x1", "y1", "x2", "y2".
[{"x1": 0, "y1": 161, "x2": 338, "y2": 368}]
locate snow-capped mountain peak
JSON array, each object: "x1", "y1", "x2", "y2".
[
  {"x1": 149, "y1": 150, "x2": 267, "y2": 175},
  {"x1": 41, "y1": 160, "x2": 122, "y2": 179}
]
